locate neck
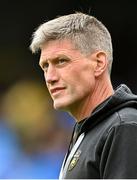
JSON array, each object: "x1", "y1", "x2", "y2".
[{"x1": 69, "y1": 74, "x2": 114, "y2": 122}]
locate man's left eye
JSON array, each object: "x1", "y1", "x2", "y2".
[{"x1": 58, "y1": 59, "x2": 66, "y2": 64}]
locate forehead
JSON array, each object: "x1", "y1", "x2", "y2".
[{"x1": 40, "y1": 39, "x2": 78, "y2": 59}]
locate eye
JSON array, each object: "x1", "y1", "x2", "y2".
[
  {"x1": 42, "y1": 62, "x2": 49, "y2": 71},
  {"x1": 58, "y1": 58, "x2": 67, "y2": 64}
]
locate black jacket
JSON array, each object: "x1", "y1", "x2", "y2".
[{"x1": 59, "y1": 84, "x2": 137, "y2": 179}]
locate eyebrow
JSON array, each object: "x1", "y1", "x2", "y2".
[{"x1": 39, "y1": 54, "x2": 71, "y2": 67}]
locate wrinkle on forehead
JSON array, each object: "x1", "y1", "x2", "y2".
[
  {"x1": 41, "y1": 39, "x2": 77, "y2": 54},
  {"x1": 39, "y1": 39, "x2": 86, "y2": 65}
]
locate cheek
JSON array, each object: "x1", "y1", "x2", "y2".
[
  {"x1": 61, "y1": 62, "x2": 95, "y2": 90},
  {"x1": 74, "y1": 67, "x2": 95, "y2": 85},
  {"x1": 67, "y1": 72, "x2": 95, "y2": 94}
]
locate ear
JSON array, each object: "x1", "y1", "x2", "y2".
[{"x1": 93, "y1": 51, "x2": 108, "y2": 77}]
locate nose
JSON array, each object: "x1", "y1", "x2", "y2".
[{"x1": 45, "y1": 64, "x2": 59, "y2": 85}]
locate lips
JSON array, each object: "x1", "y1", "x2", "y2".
[{"x1": 50, "y1": 87, "x2": 65, "y2": 94}]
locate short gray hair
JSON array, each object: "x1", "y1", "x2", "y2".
[{"x1": 30, "y1": 12, "x2": 113, "y2": 73}]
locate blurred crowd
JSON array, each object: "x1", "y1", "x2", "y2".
[{"x1": 0, "y1": 80, "x2": 74, "y2": 178}]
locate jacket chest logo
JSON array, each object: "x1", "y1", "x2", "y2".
[{"x1": 68, "y1": 149, "x2": 81, "y2": 171}]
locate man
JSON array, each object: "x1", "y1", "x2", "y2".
[{"x1": 30, "y1": 12, "x2": 137, "y2": 178}]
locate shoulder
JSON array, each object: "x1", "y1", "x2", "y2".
[
  {"x1": 101, "y1": 107, "x2": 137, "y2": 154},
  {"x1": 105, "y1": 107, "x2": 137, "y2": 141},
  {"x1": 96, "y1": 107, "x2": 137, "y2": 144},
  {"x1": 105, "y1": 107, "x2": 137, "y2": 130},
  {"x1": 117, "y1": 107, "x2": 137, "y2": 124}
]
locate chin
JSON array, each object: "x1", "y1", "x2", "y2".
[{"x1": 53, "y1": 100, "x2": 70, "y2": 111}]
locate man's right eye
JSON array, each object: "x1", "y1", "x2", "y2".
[{"x1": 42, "y1": 63, "x2": 49, "y2": 70}]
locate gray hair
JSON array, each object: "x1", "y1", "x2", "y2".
[{"x1": 30, "y1": 12, "x2": 113, "y2": 73}]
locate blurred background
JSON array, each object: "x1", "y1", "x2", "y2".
[{"x1": 0, "y1": 0, "x2": 137, "y2": 178}]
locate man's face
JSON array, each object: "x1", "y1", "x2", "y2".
[{"x1": 39, "y1": 39, "x2": 96, "y2": 112}]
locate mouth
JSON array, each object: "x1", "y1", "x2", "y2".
[{"x1": 50, "y1": 87, "x2": 65, "y2": 95}]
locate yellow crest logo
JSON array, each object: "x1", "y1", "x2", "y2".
[{"x1": 68, "y1": 150, "x2": 81, "y2": 171}]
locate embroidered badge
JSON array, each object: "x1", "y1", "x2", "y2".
[{"x1": 68, "y1": 149, "x2": 81, "y2": 171}]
